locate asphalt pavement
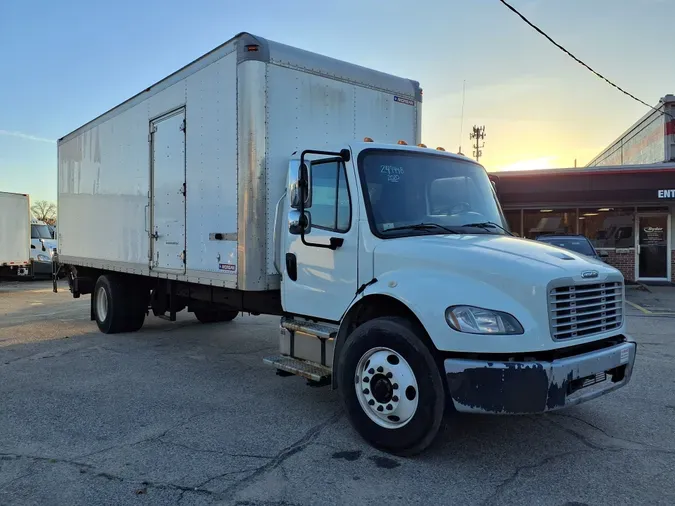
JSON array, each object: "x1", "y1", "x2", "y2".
[{"x1": 1, "y1": 280, "x2": 674, "y2": 505}]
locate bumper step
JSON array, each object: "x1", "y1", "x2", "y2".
[{"x1": 263, "y1": 355, "x2": 331, "y2": 382}]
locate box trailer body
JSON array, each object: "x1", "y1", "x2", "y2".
[
  {"x1": 0, "y1": 192, "x2": 31, "y2": 277},
  {"x1": 56, "y1": 33, "x2": 636, "y2": 456},
  {"x1": 587, "y1": 94, "x2": 675, "y2": 167},
  {"x1": 57, "y1": 33, "x2": 421, "y2": 293}
]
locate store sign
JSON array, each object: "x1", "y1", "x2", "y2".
[
  {"x1": 643, "y1": 226, "x2": 665, "y2": 245},
  {"x1": 657, "y1": 189, "x2": 675, "y2": 199}
]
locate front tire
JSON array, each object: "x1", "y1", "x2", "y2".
[
  {"x1": 194, "y1": 308, "x2": 238, "y2": 324},
  {"x1": 337, "y1": 317, "x2": 446, "y2": 456}
]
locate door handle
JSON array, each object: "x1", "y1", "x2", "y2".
[
  {"x1": 151, "y1": 231, "x2": 160, "y2": 240},
  {"x1": 285, "y1": 253, "x2": 298, "y2": 282},
  {"x1": 144, "y1": 204, "x2": 149, "y2": 232}
]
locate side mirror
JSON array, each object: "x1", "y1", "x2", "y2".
[
  {"x1": 598, "y1": 250, "x2": 609, "y2": 259},
  {"x1": 289, "y1": 161, "x2": 312, "y2": 209},
  {"x1": 31, "y1": 244, "x2": 36, "y2": 249},
  {"x1": 288, "y1": 210, "x2": 311, "y2": 235}
]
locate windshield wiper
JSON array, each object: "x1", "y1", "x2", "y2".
[
  {"x1": 383, "y1": 223, "x2": 459, "y2": 235},
  {"x1": 460, "y1": 221, "x2": 514, "y2": 236}
]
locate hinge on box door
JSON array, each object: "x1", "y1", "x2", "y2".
[
  {"x1": 148, "y1": 125, "x2": 157, "y2": 142},
  {"x1": 180, "y1": 119, "x2": 186, "y2": 132},
  {"x1": 180, "y1": 250, "x2": 186, "y2": 264},
  {"x1": 180, "y1": 183, "x2": 186, "y2": 197}
]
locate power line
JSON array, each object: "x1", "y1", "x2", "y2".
[{"x1": 497, "y1": 0, "x2": 671, "y2": 120}]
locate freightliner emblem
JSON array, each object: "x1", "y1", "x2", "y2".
[{"x1": 581, "y1": 270, "x2": 599, "y2": 279}]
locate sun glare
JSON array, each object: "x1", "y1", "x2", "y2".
[{"x1": 494, "y1": 156, "x2": 559, "y2": 172}]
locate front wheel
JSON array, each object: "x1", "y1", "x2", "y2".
[{"x1": 337, "y1": 317, "x2": 446, "y2": 456}]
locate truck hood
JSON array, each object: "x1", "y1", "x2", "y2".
[
  {"x1": 372, "y1": 234, "x2": 618, "y2": 286},
  {"x1": 370, "y1": 234, "x2": 625, "y2": 354}
]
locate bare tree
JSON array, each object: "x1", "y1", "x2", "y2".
[{"x1": 31, "y1": 200, "x2": 57, "y2": 225}]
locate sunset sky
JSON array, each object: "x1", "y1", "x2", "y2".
[{"x1": 1, "y1": 0, "x2": 674, "y2": 201}]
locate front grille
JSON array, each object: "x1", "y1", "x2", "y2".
[{"x1": 548, "y1": 282, "x2": 623, "y2": 340}]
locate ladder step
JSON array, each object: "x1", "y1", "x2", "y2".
[
  {"x1": 281, "y1": 317, "x2": 338, "y2": 340},
  {"x1": 263, "y1": 355, "x2": 331, "y2": 382}
]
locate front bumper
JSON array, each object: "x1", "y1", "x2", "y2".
[
  {"x1": 444, "y1": 340, "x2": 636, "y2": 414},
  {"x1": 32, "y1": 261, "x2": 53, "y2": 275}
]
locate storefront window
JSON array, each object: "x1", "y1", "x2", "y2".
[
  {"x1": 503, "y1": 210, "x2": 522, "y2": 236},
  {"x1": 579, "y1": 208, "x2": 634, "y2": 249},
  {"x1": 523, "y1": 209, "x2": 577, "y2": 239}
]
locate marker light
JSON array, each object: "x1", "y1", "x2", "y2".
[
  {"x1": 397, "y1": 140, "x2": 408, "y2": 145},
  {"x1": 363, "y1": 137, "x2": 374, "y2": 142},
  {"x1": 417, "y1": 143, "x2": 427, "y2": 148},
  {"x1": 436, "y1": 147, "x2": 446, "y2": 151}
]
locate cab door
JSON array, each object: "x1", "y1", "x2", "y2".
[{"x1": 282, "y1": 156, "x2": 359, "y2": 322}]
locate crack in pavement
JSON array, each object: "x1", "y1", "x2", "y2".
[
  {"x1": 481, "y1": 413, "x2": 675, "y2": 504},
  {"x1": 546, "y1": 413, "x2": 675, "y2": 453},
  {"x1": 2, "y1": 345, "x2": 87, "y2": 366},
  {"x1": 481, "y1": 449, "x2": 592, "y2": 505},
  {"x1": 0, "y1": 450, "x2": 219, "y2": 500},
  {"x1": 74, "y1": 411, "x2": 212, "y2": 461},
  {"x1": 194, "y1": 410, "x2": 343, "y2": 499},
  {"x1": 156, "y1": 438, "x2": 275, "y2": 460}
]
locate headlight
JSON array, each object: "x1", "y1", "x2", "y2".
[
  {"x1": 445, "y1": 305, "x2": 524, "y2": 335},
  {"x1": 37, "y1": 254, "x2": 51, "y2": 262}
]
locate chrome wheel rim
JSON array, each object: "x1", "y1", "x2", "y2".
[
  {"x1": 354, "y1": 347, "x2": 419, "y2": 429},
  {"x1": 96, "y1": 286, "x2": 108, "y2": 322}
]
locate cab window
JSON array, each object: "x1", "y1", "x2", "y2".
[{"x1": 310, "y1": 159, "x2": 351, "y2": 232}]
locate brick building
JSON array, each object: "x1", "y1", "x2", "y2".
[
  {"x1": 489, "y1": 95, "x2": 675, "y2": 284},
  {"x1": 489, "y1": 163, "x2": 675, "y2": 283}
]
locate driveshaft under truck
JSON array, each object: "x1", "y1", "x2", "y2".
[{"x1": 54, "y1": 32, "x2": 636, "y2": 455}]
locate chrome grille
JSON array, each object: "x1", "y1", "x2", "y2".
[{"x1": 548, "y1": 282, "x2": 623, "y2": 340}]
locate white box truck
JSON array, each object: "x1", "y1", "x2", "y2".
[
  {"x1": 0, "y1": 192, "x2": 31, "y2": 277},
  {"x1": 55, "y1": 32, "x2": 636, "y2": 455}
]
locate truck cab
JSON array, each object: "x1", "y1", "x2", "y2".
[
  {"x1": 31, "y1": 218, "x2": 57, "y2": 276},
  {"x1": 269, "y1": 140, "x2": 635, "y2": 455}
]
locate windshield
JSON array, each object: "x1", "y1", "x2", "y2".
[
  {"x1": 358, "y1": 150, "x2": 508, "y2": 237},
  {"x1": 538, "y1": 237, "x2": 596, "y2": 256},
  {"x1": 31, "y1": 224, "x2": 52, "y2": 239}
]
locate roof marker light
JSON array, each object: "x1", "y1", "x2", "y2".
[
  {"x1": 417, "y1": 143, "x2": 427, "y2": 148},
  {"x1": 364, "y1": 137, "x2": 374, "y2": 142},
  {"x1": 397, "y1": 140, "x2": 408, "y2": 145},
  {"x1": 436, "y1": 147, "x2": 446, "y2": 151}
]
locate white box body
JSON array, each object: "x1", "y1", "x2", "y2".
[
  {"x1": 57, "y1": 32, "x2": 421, "y2": 291},
  {"x1": 0, "y1": 192, "x2": 31, "y2": 268}
]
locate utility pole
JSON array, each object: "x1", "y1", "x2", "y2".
[{"x1": 470, "y1": 125, "x2": 486, "y2": 162}]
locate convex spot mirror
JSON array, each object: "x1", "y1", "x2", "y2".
[{"x1": 289, "y1": 210, "x2": 312, "y2": 235}]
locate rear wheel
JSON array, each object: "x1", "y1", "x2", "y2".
[
  {"x1": 93, "y1": 275, "x2": 147, "y2": 334},
  {"x1": 337, "y1": 317, "x2": 446, "y2": 456},
  {"x1": 194, "y1": 308, "x2": 238, "y2": 324},
  {"x1": 93, "y1": 275, "x2": 128, "y2": 334}
]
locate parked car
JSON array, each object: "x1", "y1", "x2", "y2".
[{"x1": 535, "y1": 234, "x2": 608, "y2": 261}]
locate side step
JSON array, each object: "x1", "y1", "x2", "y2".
[
  {"x1": 263, "y1": 355, "x2": 331, "y2": 383},
  {"x1": 280, "y1": 317, "x2": 338, "y2": 339}
]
